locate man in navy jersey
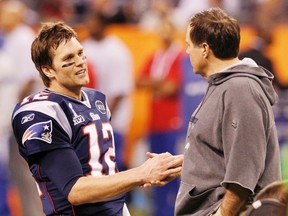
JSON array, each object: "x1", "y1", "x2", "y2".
[{"x1": 11, "y1": 22, "x2": 183, "y2": 216}]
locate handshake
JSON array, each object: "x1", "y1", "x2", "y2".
[{"x1": 138, "y1": 152, "x2": 183, "y2": 188}]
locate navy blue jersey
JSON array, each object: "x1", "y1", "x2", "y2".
[{"x1": 11, "y1": 88, "x2": 126, "y2": 216}]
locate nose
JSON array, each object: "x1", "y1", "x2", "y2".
[{"x1": 75, "y1": 55, "x2": 87, "y2": 66}]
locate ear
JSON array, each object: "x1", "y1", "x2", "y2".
[
  {"x1": 202, "y1": 43, "x2": 210, "y2": 58},
  {"x1": 42, "y1": 66, "x2": 55, "y2": 78}
]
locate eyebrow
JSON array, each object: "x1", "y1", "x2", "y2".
[{"x1": 61, "y1": 48, "x2": 83, "y2": 61}]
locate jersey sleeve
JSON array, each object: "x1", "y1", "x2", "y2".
[
  {"x1": 40, "y1": 148, "x2": 83, "y2": 197},
  {"x1": 12, "y1": 106, "x2": 72, "y2": 157}
]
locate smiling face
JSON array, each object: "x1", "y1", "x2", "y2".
[{"x1": 43, "y1": 37, "x2": 89, "y2": 99}]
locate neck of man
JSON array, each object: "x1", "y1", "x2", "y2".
[
  {"x1": 48, "y1": 83, "x2": 82, "y2": 100},
  {"x1": 206, "y1": 57, "x2": 240, "y2": 78}
]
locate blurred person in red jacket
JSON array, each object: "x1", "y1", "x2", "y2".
[{"x1": 136, "y1": 18, "x2": 184, "y2": 216}]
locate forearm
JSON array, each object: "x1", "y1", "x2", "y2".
[
  {"x1": 220, "y1": 184, "x2": 250, "y2": 216},
  {"x1": 68, "y1": 167, "x2": 144, "y2": 205},
  {"x1": 136, "y1": 78, "x2": 179, "y2": 97},
  {"x1": 68, "y1": 153, "x2": 183, "y2": 205},
  {"x1": 156, "y1": 80, "x2": 179, "y2": 97}
]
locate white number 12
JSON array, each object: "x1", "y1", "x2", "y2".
[{"x1": 83, "y1": 122, "x2": 117, "y2": 176}]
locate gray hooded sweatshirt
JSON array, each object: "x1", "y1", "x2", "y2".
[{"x1": 175, "y1": 58, "x2": 281, "y2": 216}]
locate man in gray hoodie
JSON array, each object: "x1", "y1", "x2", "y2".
[{"x1": 175, "y1": 7, "x2": 281, "y2": 216}]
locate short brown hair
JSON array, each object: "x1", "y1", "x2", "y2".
[
  {"x1": 188, "y1": 7, "x2": 240, "y2": 59},
  {"x1": 31, "y1": 22, "x2": 78, "y2": 87}
]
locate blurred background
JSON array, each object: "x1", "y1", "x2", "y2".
[{"x1": 1, "y1": 0, "x2": 288, "y2": 215}]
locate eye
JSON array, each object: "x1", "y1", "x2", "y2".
[
  {"x1": 78, "y1": 50, "x2": 84, "y2": 56},
  {"x1": 64, "y1": 55, "x2": 74, "y2": 61}
]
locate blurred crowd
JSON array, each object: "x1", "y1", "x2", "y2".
[{"x1": 1, "y1": 0, "x2": 288, "y2": 215}]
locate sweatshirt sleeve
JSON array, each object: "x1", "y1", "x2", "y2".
[{"x1": 221, "y1": 77, "x2": 270, "y2": 193}]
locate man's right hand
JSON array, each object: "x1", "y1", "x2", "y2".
[{"x1": 139, "y1": 152, "x2": 183, "y2": 188}]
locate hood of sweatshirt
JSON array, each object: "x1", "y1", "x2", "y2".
[{"x1": 208, "y1": 58, "x2": 278, "y2": 105}]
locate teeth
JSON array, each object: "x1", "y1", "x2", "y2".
[{"x1": 76, "y1": 70, "x2": 85, "y2": 75}]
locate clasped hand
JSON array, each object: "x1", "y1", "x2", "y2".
[{"x1": 140, "y1": 152, "x2": 183, "y2": 188}]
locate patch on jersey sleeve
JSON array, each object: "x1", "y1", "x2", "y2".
[{"x1": 22, "y1": 120, "x2": 53, "y2": 145}]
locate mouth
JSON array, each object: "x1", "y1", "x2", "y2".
[{"x1": 75, "y1": 69, "x2": 86, "y2": 76}]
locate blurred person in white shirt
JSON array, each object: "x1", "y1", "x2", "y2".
[
  {"x1": 0, "y1": 1, "x2": 44, "y2": 215},
  {"x1": 82, "y1": 11, "x2": 134, "y2": 172},
  {"x1": 0, "y1": 43, "x2": 16, "y2": 216}
]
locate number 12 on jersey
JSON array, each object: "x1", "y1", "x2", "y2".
[{"x1": 83, "y1": 122, "x2": 117, "y2": 176}]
